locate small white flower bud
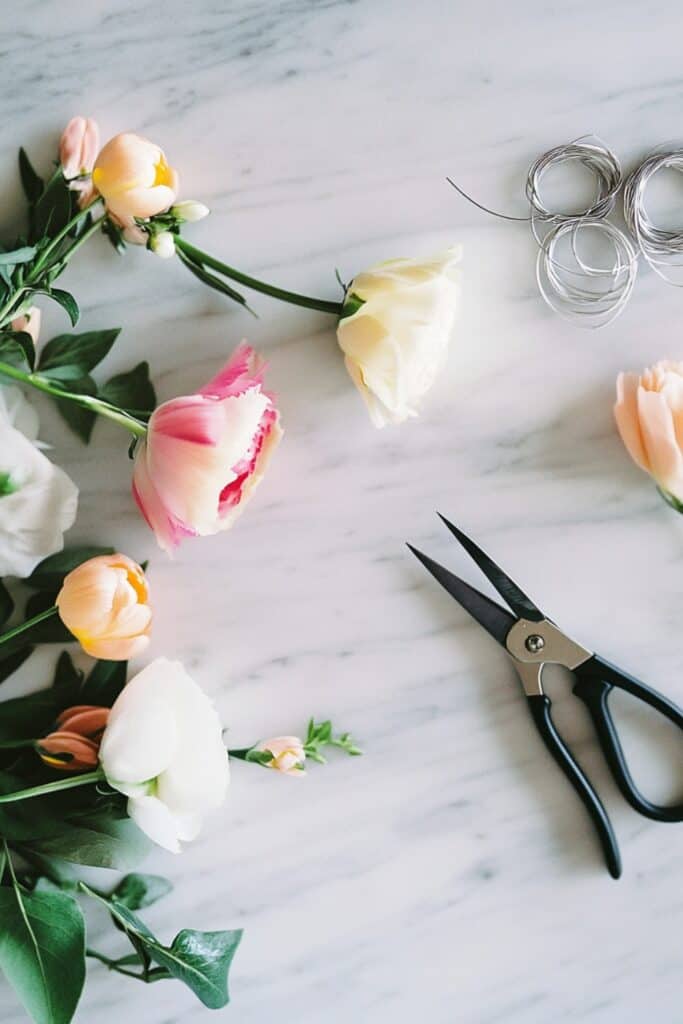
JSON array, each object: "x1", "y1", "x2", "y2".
[
  {"x1": 171, "y1": 200, "x2": 210, "y2": 223},
  {"x1": 150, "y1": 231, "x2": 176, "y2": 260}
]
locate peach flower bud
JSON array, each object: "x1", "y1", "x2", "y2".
[
  {"x1": 132, "y1": 343, "x2": 282, "y2": 553},
  {"x1": 171, "y1": 200, "x2": 210, "y2": 223},
  {"x1": 56, "y1": 554, "x2": 152, "y2": 660},
  {"x1": 256, "y1": 736, "x2": 306, "y2": 775},
  {"x1": 150, "y1": 231, "x2": 176, "y2": 259},
  {"x1": 93, "y1": 132, "x2": 179, "y2": 229},
  {"x1": 614, "y1": 362, "x2": 683, "y2": 505},
  {"x1": 59, "y1": 116, "x2": 100, "y2": 208},
  {"x1": 10, "y1": 306, "x2": 41, "y2": 345},
  {"x1": 38, "y1": 704, "x2": 109, "y2": 772}
]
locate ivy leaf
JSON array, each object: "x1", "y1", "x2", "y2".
[
  {"x1": 38, "y1": 328, "x2": 120, "y2": 375},
  {"x1": 80, "y1": 659, "x2": 127, "y2": 707},
  {"x1": 100, "y1": 361, "x2": 156, "y2": 419},
  {"x1": 0, "y1": 884, "x2": 86, "y2": 1024},
  {"x1": 83, "y1": 887, "x2": 242, "y2": 1009},
  {"x1": 0, "y1": 246, "x2": 37, "y2": 267},
  {"x1": 0, "y1": 335, "x2": 31, "y2": 372},
  {"x1": 47, "y1": 290, "x2": 79, "y2": 327},
  {"x1": 32, "y1": 816, "x2": 151, "y2": 870},
  {"x1": 112, "y1": 874, "x2": 173, "y2": 911},
  {"x1": 32, "y1": 172, "x2": 74, "y2": 242},
  {"x1": 26, "y1": 546, "x2": 115, "y2": 591},
  {"x1": 18, "y1": 148, "x2": 44, "y2": 206}
]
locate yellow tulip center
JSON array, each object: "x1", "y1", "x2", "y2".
[{"x1": 153, "y1": 157, "x2": 174, "y2": 188}]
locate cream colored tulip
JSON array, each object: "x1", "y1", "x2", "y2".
[
  {"x1": 337, "y1": 248, "x2": 461, "y2": 427},
  {"x1": 615, "y1": 362, "x2": 683, "y2": 504}
]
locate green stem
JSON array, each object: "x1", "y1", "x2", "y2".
[
  {"x1": 0, "y1": 605, "x2": 59, "y2": 647},
  {"x1": 175, "y1": 237, "x2": 343, "y2": 316},
  {"x1": 0, "y1": 361, "x2": 147, "y2": 437},
  {"x1": 86, "y1": 949, "x2": 149, "y2": 981},
  {"x1": 0, "y1": 739, "x2": 36, "y2": 750},
  {"x1": 0, "y1": 768, "x2": 105, "y2": 804},
  {"x1": 28, "y1": 199, "x2": 102, "y2": 278}
]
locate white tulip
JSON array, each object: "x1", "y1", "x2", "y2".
[
  {"x1": 336, "y1": 247, "x2": 461, "y2": 427},
  {"x1": 0, "y1": 414, "x2": 78, "y2": 578},
  {"x1": 171, "y1": 200, "x2": 210, "y2": 223},
  {"x1": 99, "y1": 658, "x2": 230, "y2": 853},
  {"x1": 150, "y1": 231, "x2": 176, "y2": 259}
]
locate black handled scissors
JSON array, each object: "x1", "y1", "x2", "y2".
[{"x1": 408, "y1": 514, "x2": 683, "y2": 879}]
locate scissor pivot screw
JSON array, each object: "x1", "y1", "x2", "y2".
[{"x1": 525, "y1": 634, "x2": 545, "y2": 654}]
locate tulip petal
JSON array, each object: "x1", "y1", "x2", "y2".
[
  {"x1": 637, "y1": 388, "x2": 683, "y2": 497},
  {"x1": 614, "y1": 372, "x2": 650, "y2": 472}
]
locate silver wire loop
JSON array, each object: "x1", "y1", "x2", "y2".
[{"x1": 624, "y1": 146, "x2": 683, "y2": 286}]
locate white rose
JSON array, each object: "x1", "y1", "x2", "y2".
[
  {"x1": 336, "y1": 247, "x2": 461, "y2": 427},
  {"x1": 0, "y1": 408, "x2": 78, "y2": 578},
  {"x1": 0, "y1": 385, "x2": 40, "y2": 442},
  {"x1": 99, "y1": 658, "x2": 230, "y2": 853}
]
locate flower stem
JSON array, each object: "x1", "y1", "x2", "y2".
[
  {"x1": 175, "y1": 236, "x2": 343, "y2": 316},
  {"x1": 0, "y1": 361, "x2": 148, "y2": 437},
  {"x1": 0, "y1": 768, "x2": 105, "y2": 804},
  {"x1": 0, "y1": 605, "x2": 59, "y2": 647},
  {"x1": 28, "y1": 199, "x2": 103, "y2": 278}
]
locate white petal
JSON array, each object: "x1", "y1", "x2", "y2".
[
  {"x1": 127, "y1": 795, "x2": 181, "y2": 853},
  {"x1": 99, "y1": 659, "x2": 180, "y2": 786}
]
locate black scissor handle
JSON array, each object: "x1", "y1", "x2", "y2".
[
  {"x1": 572, "y1": 655, "x2": 683, "y2": 823},
  {"x1": 527, "y1": 694, "x2": 622, "y2": 879}
]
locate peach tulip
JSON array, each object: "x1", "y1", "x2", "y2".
[
  {"x1": 59, "y1": 116, "x2": 99, "y2": 207},
  {"x1": 132, "y1": 344, "x2": 282, "y2": 553},
  {"x1": 38, "y1": 705, "x2": 110, "y2": 772},
  {"x1": 92, "y1": 131, "x2": 179, "y2": 229},
  {"x1": 615, "y1": 362, "x2": 683, "y2": 505},
  {"x1": 56, "y1": 554, "x2": 152, "y2": 660}
]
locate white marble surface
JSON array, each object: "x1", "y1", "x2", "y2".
[{"x1": 1, "y1": 2, "x2": 682, "y2": 1022}]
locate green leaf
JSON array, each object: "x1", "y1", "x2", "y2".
[
  {"x1": 339, "y1": 291, "x2": 365, "y2": 320},
  {"x1": 32, "y1": 816, "x2": 151, "y2": 870},
  {"x1": 0, "y1": 647, "x2": 34, "y2": 685},
  {"x1": 18, "y1": 148, "x2": 44, "y2": 205},
  {"x1": 0, "y1": 335, "x2": 31, "y2": 372},
  {"x1": 23, "y1": 593, "x2": 71, "y2": 645},
  {"x1": 39, "y1": 328, "x2": 120, "y2": 374},
  {"x1": 100, "y1": 361, "x2": 156, "y2": 419},
  {"x1": 245, "y1": 749, "x2": 274, "y2": 766},
  {"x1": 0, "y1": 883, "x2": 86, "y2": 1024},
  {"x1": 81, "y1": 659, "x2": 127, "y2": 707},
  {"x1": 0, "y1": 579, "x2": 13, "y2": 625},
  {"x1": 32, "y1": 172, "x2": 74, "y2": 242},
  {"x1": 53, "y1": 376, "x2": 97, "y2": 444},
  {"x1": 46, "y1": 290, "x2": 79, "y2": 327},
  {"x1": 176, "y1": 250, "x2": 253, "y2": 313},
  {"x1": 0, "y1": 246, "x2": 37, "y2": 267},
  {"x1": 84, "y1": 888, "x2": 242, "y2": 1009},
  {"x1": 0, "y1": 694, "x2": 58, "y2": 743},
  {"x1": 11, "y1": 330, "x2": 36, "y2": 371},
  {"x1": 51, "y1": 652, "x2": 82, "y2": 708},
  {"x1": 27, "y1": 546, "x2": 115, "y2": 591},
  {"x1": 112, "y1": 874, "x2": 173, "y2": 910}
]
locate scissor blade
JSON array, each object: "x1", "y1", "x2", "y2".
[
  {"x1": 407, "y1": 543, "x2": 515, "y2": 645},
  {"x1": 437, "y1": 515, "x2": 544, "y2": 623}
]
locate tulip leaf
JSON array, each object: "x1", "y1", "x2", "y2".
[
  {"x1": 0, "y1": 880, "x2": 86, "y2": 1024},
  {"x1": 0, "y1": 693, "x2": 59, "y2": 743},
  {"x1": 26, "y1": 546, "x2": 115, "y2": 591},
  {"x1": 32, "y1": 815, "x2": 152, "y2": 870},
  {"x1": 39, "y1": 328, "x2": 120, "y2": 375},
  {"x1": 99, "y1": 361, "x2": 157, "y2": 420},
  {"x1": 80, "y1": 659, "x2": 127, "y2": 707},
  {"x1": 0, "y1": 579, "x2": 13, "y2": 625},
  {"x1": 22, "y1": 592, "x2": 71, "y2": 646},
  {"x1": 51, "y1": 651, "x2": 83, "y2": 708},
  {"x1": 112, "y1": 873, "x2": 173, "y2": 910},
  {"x1": 18, "y1": 147, "x2": 44, "y2": 206},
  {"x1": 81, "y1": 885, "x2": 242, "y2": 1008},
  {"x1": 0, "y1": 646, "x2": 34, "y2": 686}
]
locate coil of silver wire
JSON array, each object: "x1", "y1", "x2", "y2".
[
  {"x1": 449, "y1": 135, "x2": 639, "y2": 328},
  {"x1": 623, "y1": 145, "x2": 683, "y2": 286}
]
